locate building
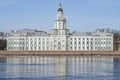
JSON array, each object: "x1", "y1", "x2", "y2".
[{"x1": 6, "y1": 3, "x2": 113, "y2": 51}]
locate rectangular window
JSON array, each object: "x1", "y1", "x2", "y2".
[
  {"x1": 75, "y1": 47, "x2": 76, "y2": 50},
  {"x1": 87, "y1": 47, "x2": 89, "y2": 50},
  {"x1": 31, "y1": 47, "x2": 32, "y2": 50},
  {"x1": 83, "y1": 42, "x2": 85, "y2": 45},
  {"x1": 87, "y1": 42, "x2": 89, "y2": 45},
  {"x1": 39, "y1": 42, "x2": 41, "y2": 45},
  {"x1": 34, "y1": 38, "x2": 37, "y2": 41},
  {"x1": 91, "y1": 47, "x2": 93, "y2": 50},
  {"x1": 59, "y1": 23, "x2": 61, "y2": 27},
  {"x1": 95, "y1": 42, "x2": 97, "y2": 45},
  {"x1": 83, "y1": 38, "x2": 85, "y2": 40},
  {"x1": 34, "y1": 47, "x2": 36, "y2": 49},
  {"x1": 91, "y1": 42, "x2": 93, "y2": 45},
  {"x1": 75, "y1": 42, "x2": 76, "y2": 44},
  {"x1": 83, "y1": 47, "x2": 85, "y2": 50},
  {"x1": 43, "y1": 47, "x2": 45, "y2": 50},
  {"x1": 95, "y1": 47, "x2": 97, "y2": 49}
]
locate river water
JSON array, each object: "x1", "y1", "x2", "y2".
[{"x1": 0, "y1": 56, "x2": 120, "y2": 80}]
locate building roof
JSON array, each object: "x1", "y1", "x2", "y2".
[
  {"x1": 7, "y1": 29, "x2": 49, "y2": 37},
  {"x1": 71, "y1": 32, "x2": 92, "y2": 36},
  {"x1": 71, "y1": 29, "x2": 113, "y2": 37}
]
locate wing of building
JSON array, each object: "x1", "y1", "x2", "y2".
[{"x1": 6, "y1": 3, "x2": 113, "y2": 51}]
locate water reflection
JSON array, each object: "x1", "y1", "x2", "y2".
[{"x1": 0, "y1": 56, "x2": 120, "y2": 79}]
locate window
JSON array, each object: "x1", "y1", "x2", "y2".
[
  {"x1": 34, "y1": 47, "x2": 36, "y2": 50},
  {"x1": 83, "y1": 42, "x2": 85, "y2": 45},
  {"x1": 74, "y1": 47, "x2": 76, "y2": 50},
  {"x1": 87, "y1": 47, "x2": 89, "y2": 50},
  {"x1": 91, "y1": 47, "x2": 93, "y2": 50},
  {"x1": 30, "y1": 38, "x2": 32, "y2": 41},
  {"x1": 83, "y1": 47, "x2": 85, "y2": 50},
  {"x1": 79, "y1": 47, "x2": 81, "y2": 49},
  {"x1": 59, "y1": 23, "x2": 61, "y2": 28},
  {"x1": 95, "y1": 47, "x2": 97, "y2": 49},
  {"x1": 75, "y1": 42, "x2": 76, "y2": 44},
  {"x1": 39, "y1": 42, "x2": 41, "y2": 45},
  {"x1": 95, "y1": 42, "x2": 97, "y2": 45},
  {"x1": 43, "y1": 46, "x2": 45, "y2": 50},
  {"x1": 30, "y1": 42, "x2": 33, "y2": 45},
  {"x1": 91, "y1": 42, "x2": 93, "y2": 45},
  {"x1": 31, "y1": 47, "x2": 32, "y2": 50},
  {"x1": 43, "y1": 38, "x2": 45, "y2": 41},
  {"x1": 87, "y1": 42, "x2": 89, "y2": 45}
]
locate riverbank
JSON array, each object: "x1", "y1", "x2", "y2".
[{"x1": 0, "y1": 50, "x2": 120, "y2": 56}]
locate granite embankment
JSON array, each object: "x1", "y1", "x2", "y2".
[{"x1": 0, "y1": 51, "x2": 120, "y2": 56}]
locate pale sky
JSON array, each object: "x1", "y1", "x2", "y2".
[{"x1": 0, "y1": 0, "x2": 120, "y2": 33}]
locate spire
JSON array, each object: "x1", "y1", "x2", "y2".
[
  {"x1": 57, "y1": 3, "x2": 63, "y2": 12},
  {"x1": 59, "y1": 2, "x2": 62, "y2": 7}
]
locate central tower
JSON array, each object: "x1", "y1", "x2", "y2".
[{"x1": 51, "y1": 3, "x2": 69, "y2": 35}]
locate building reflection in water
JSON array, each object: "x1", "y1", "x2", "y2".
[{"x1": 0, "y1": 56, "x2": 120, "y2": 79}]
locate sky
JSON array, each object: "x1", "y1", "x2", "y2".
[{"x1": 0, "y1": 0, "x2": 120, "y2": 33}]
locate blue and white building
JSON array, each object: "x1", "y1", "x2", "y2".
[{"x1": 6, "y1": 3, "x2": 113, "y2": 51}]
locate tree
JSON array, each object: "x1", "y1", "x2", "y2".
[{"x1": 0, "y1": 40, "x2": 7, "y2": 50}]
